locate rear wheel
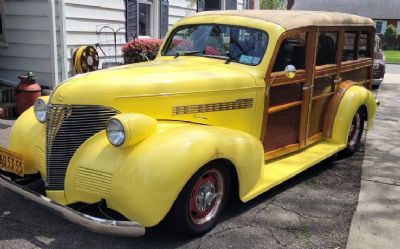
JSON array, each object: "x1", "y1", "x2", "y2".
[
  {"x1": 341, "y1": 108, "x2": 365, "y2": 156},
  {"x1": 166, "y1": 163, "x2": 230, "y2": 237}
]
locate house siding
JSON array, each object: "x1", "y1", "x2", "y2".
[
  {"x1": 63, "y1": 0, "x2": 126, "y2": 78},
  {"x1": 168, "y1": 0, "x2": 246, "y2": 28},
  {"x1": 387, "y1": 19, "x2": 398, "y2": 27},
  {"x1": 168, "y1": 0, "x2": 197, "y2": 28},
  {"x1": 0, "y1": 0, "x2": 54, "y2": 86},
  {"x1": 0, "y1": 0, "x2": 253, "y2": 87}
]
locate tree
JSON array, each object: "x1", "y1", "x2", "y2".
[
  {"x1": 384, "y1": 24, "x2": 398, "y2": 50},
  {"x1": 260, "y1": 0, "x2": 285, "y2": 9}
]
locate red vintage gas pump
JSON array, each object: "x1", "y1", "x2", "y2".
[{"x1": 16, "y1": 72, "x2": 42, "y2": 115}]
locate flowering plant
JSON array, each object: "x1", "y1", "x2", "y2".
[{"x1": 122, "y1": 38, "x2": 163, "y2": 64}]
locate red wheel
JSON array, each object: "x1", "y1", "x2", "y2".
[
  {"x1": 189, "y1": 169, "x2": 224, "y2": 227},
  {"x1": 341, "y1": 108, "x2": 365, "y2": 156},
  {"x1": 165, "y1": 163, "x2": 230, "y2": 236}
]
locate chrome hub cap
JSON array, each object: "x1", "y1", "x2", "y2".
[
  {"x1": 196, "y1": 183, "x2": 218, "y2": 212},
  {"x1": 189, "y1": 169, "x2": 224, "y2": 226}
]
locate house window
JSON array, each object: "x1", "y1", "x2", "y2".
[
  {"x1": 139, "y1": 0, "x2": 152, "y2": 36},
  {"x1": 374, "y1": 20, "x2": 387, "y2": 34},
  {"x1": 126, "y1": 0, "x2": 169, "y2": 40},
  {"x1": 205, "y1": 0, "x2": 221, "y2": 11},
  {"x1": 0, "y1": 13, "x2": 3, "y2": 38},
  {"x1": 243, "y1": 0, "x2": 249, "y2": 9},
  {"x1": 0, "y1": 0, "x2": 6, "y2": 45},
  {"x1": 198, "y1": 0, "x2": 231, "y2": 11},
  {"x1": 397, "y1": 21, "x2": 400, "y2": 34},
  {"x1": 197, "y1": 0, "x2": 237, "y2": 11}
]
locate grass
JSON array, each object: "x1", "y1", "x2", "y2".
[{"x1": 383, "y1": 50, "x2": 400, "y2": 64}]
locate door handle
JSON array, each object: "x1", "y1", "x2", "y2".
[
  {"x1": 302, "y1": 85, "x2": 313, "y2": 91},
  {"x1": 333, "y1": 77, "x2": 342, "y2": 84}
]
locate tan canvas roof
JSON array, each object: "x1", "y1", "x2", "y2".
[{"x1": 191, "y1": 10, "x2": 375, "y2": 30}]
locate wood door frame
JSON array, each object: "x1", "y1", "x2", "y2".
[
  {"x1": 262, "y1": 27, "x2": 317, "y2": 160},
  {"x1": 306, "y1": 27, "x2": 340, "y2": 145}
]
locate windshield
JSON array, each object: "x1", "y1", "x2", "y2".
[{"x1": 162, "y1": 24, "x2": 268, "y2": 66}]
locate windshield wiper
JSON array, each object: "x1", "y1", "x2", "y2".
[
  {"x1": 224, "y1": 51, "x2": 233, "y2": 64},
  {"x1": 174, "y1": 50, "x2": 202, "y2": 58}
]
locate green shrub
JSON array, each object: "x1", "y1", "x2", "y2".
[{"x1": 384, "y1": 24, "x2": 398, "y2": 50}]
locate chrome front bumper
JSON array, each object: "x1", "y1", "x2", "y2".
[{"x1": 0, "y1": 175, "x2": 145, "y2": 237}]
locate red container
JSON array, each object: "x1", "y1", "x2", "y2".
[{"x1": 16, "y1": 73, "x2": 41, "y2": 115}]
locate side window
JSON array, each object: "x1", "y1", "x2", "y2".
[
  {"x1": 272, "y1": 33, "x2": 307, "y2": 72},
  {"x1": 316, "y1": 32, "x2": 338, "y2": 66},
  {"x1": 359, "y1": 31, "x2": 370, "y2": 58},
  {"x1": 342, "y1": 32, "x2": 357, "y2": 61}
]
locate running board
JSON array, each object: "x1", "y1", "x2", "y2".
[{"x1": 242, "y1": 141, "x2": 346, "y2": 202}]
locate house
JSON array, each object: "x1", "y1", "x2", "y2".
[
  {"x1": 290, "y1": 0, "x2": 400, "y2": 35},
  {"x1": 0, "y1": 0, "x2": 259, "y2": 89}
]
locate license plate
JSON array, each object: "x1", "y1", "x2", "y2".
[{"x1": 0, "y1": 147, "x2": 24, "y2": 176}]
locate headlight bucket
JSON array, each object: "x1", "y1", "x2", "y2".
[
  {"x1": 33, "y1": 98, "x2": 48, "y2": 123},
  {"x1": 106, "y1": 114, "x2": 157, "y2": 148}
]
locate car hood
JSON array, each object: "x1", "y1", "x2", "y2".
[{"x1": 50, "y1": 58, "x2": 256, "y2": 106}]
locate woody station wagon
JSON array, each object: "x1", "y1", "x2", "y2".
[{"x1": 0, "y1": 10, "x2": 377, "y2": 237}]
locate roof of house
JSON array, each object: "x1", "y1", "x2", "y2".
[
  {"x1": 291, "y1": 0, "x2": 400, "y2": 20},
  {"x1": 191, "y1": 10, "x2": 374, "y2": 30}
]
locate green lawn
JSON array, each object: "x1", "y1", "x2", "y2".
[{"x1": 383, "y1": 50, "x2": 400, "y2": 64}]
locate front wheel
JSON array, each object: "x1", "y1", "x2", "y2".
[
  {"x1": 165, "y1": 163, "x2": 230, "y2": 237},
  {"x1": 341, "y1": 108, "x2": 365, "y2": 156}
]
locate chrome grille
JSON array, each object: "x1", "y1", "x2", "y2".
[{"x1": 46, "y1": 105, "x2": 118, "y2": 190}]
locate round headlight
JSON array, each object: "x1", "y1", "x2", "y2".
[
  {"x1": 106, "y1": 118, "x2": 125, "y2": 146},
  {"x1": 33, "y1": 99, "x2": 48, "y2": 123},
  {"x1": 373, "y1": 63, "x2": 380, "y2": 70}
]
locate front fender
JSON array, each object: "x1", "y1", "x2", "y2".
[
  {"x1": 65, "y1": 122, "x2": 264, "y2": 227},
  {"x1": 327, "y1": 85, "x2": 376, "y2": 145},
  {"x1": 8, "y1": 98, "x2": 48, "y2": 176}
]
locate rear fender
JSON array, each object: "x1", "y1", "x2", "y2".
[{"x1": 327, "y1": 85, "x2": 376, "y2": 145}]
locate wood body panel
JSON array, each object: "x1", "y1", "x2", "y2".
[
  {"x1": 262, "y1": 25, "x2": 374, "y2": 161},
  {"x1": 268, "y1": 83, "x2": 303, "y2": 107},
  {"x1": 308, "y1": 96, "x2": 331, "y2": 138},
  {"x1": 263, "y1": 105, "x2": 301, "y2": 152}
]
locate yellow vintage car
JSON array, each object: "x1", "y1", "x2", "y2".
[{"x1": 0, "y1": 10, "x2": 377, "y2": 237}]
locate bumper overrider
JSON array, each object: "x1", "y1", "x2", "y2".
[{"x1": 0, "y1": 174, "x2": 145, "y2": 237}]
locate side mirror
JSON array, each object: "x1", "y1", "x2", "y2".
[{"x1": 285, "y1": 65, "x2": 296, "y2": 79}]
